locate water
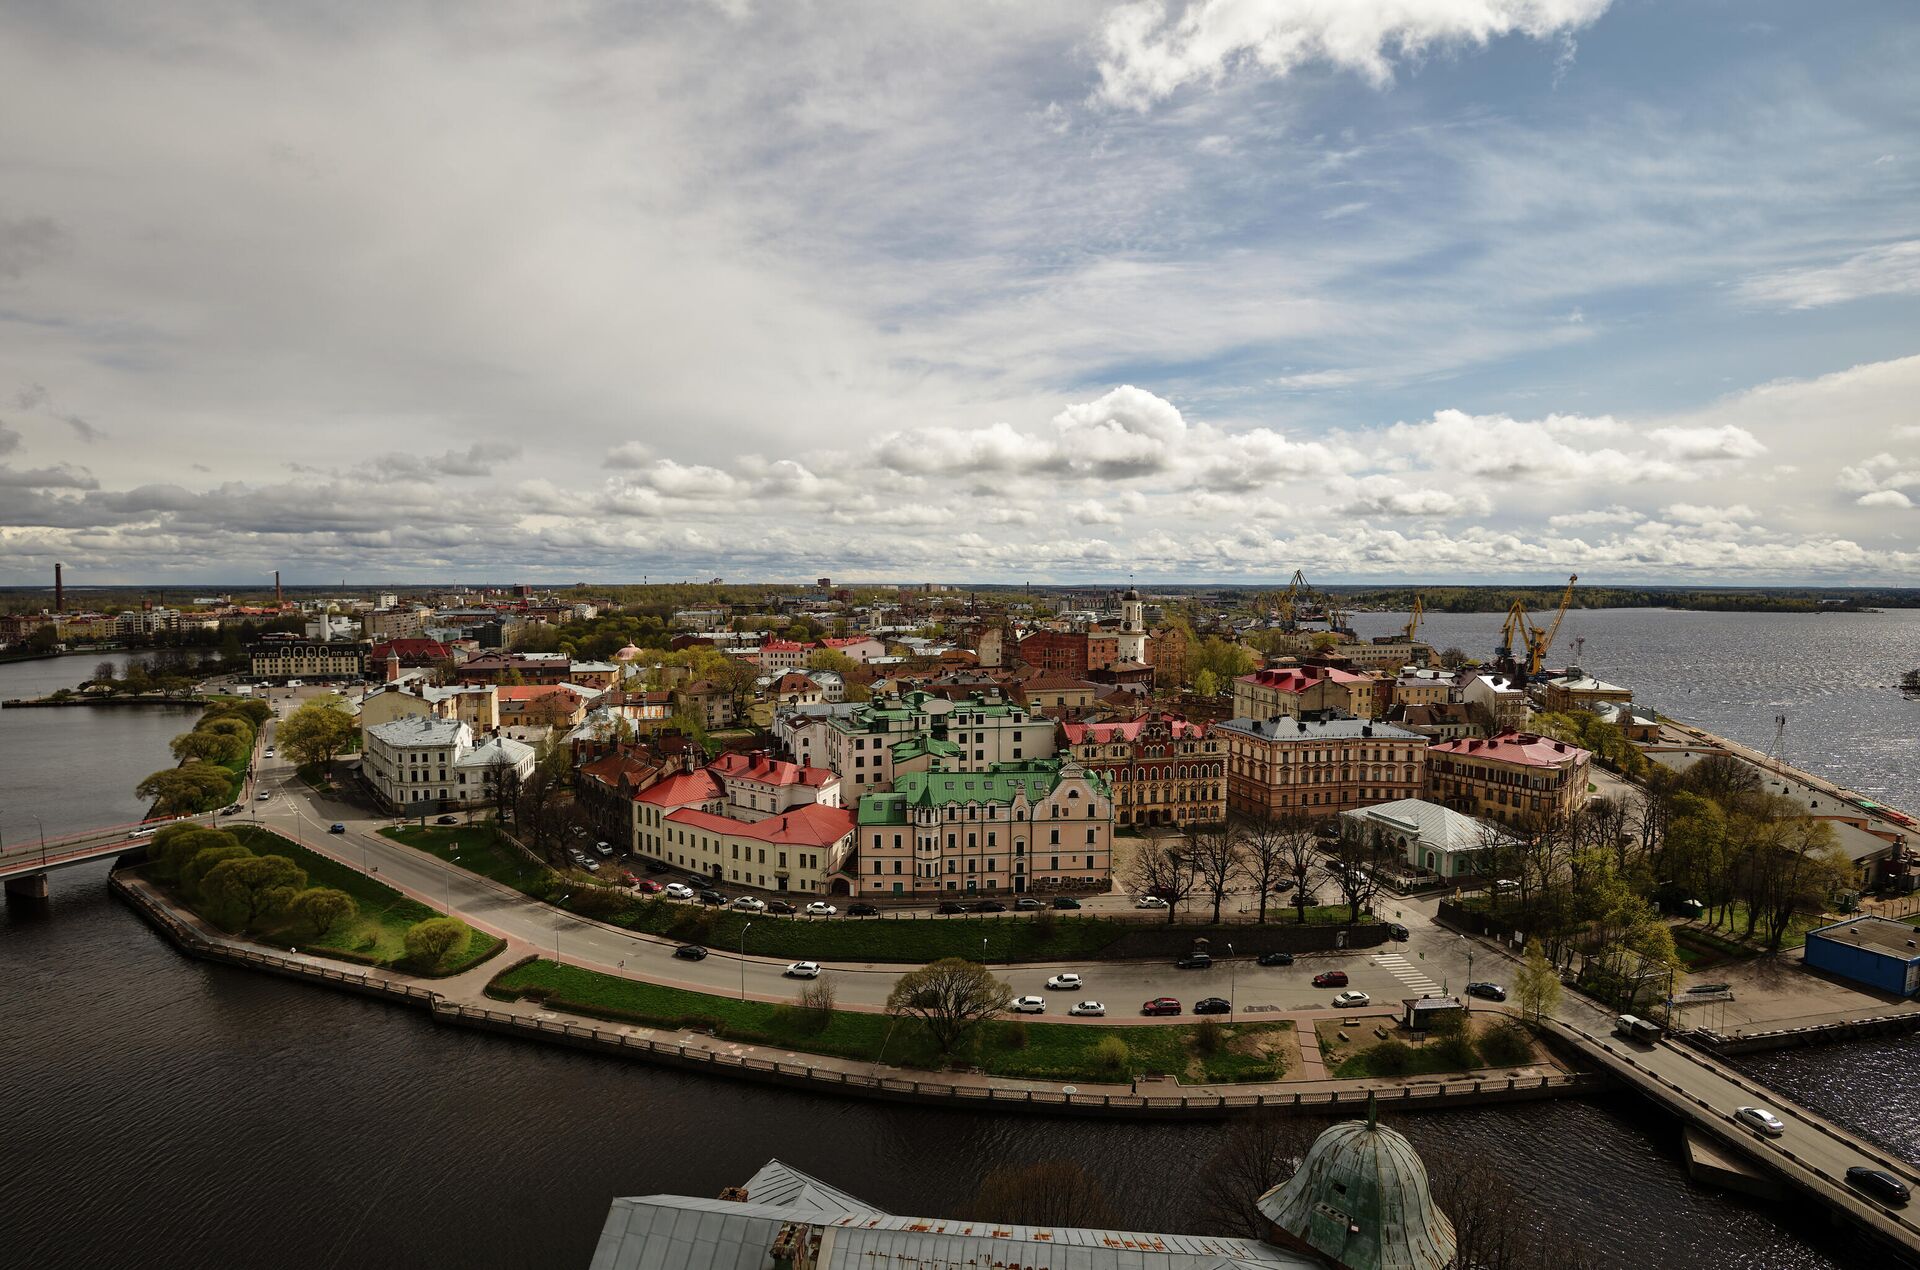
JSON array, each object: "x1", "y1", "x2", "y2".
[{"x1": 0, "y1": 624, "x2": 1911, "y2": 1269}]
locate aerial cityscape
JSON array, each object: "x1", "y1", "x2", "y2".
[{"x1": 3, "y1": 3, "x2": 1919, "y2": 1270}]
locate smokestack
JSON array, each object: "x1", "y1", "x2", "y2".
[
  {"x1": 274, "y1": 570, "x2": 282, "y2": 603},
  {"x1": 54, "y1": 562, "x2": 64, "y2": 614}
]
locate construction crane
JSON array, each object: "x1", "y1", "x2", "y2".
[
  {"x1": 1496, "y1": 574, "x2": 1579, "y2": 676},
  {"x1": 1273, "y1": 569, "x2": 1308, "y2": 629},
  {"x1": 1402, "y1": 594, "x2": 1425, "y2": 643}
]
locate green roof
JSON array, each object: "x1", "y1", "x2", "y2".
[
  {"x1": 856, "y1": 759, "x2": 1080, "y2": 825},
  {"x1": 890, "y1": 736, "x2": 962, "y2": 761}
]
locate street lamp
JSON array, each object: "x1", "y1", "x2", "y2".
[
  {"x1": 1227, "y1": 942, "x2": 1235, "y2": 1023},
  {"x1": 553, "y1": 891, "x2": 571, "y2": 960},
  {"x1": 739, "y1": 921, "x2": 754, "y2": 999}
]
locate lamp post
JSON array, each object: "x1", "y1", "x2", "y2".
[
  {"x1": 739, "y1": 921, "x2": 754, "y2": 999},
  {"x1": 1228, "y1": 941, "x2": 1236, "y2": 1024},
  {"x1": 445, "y1": 852, "x2": 460, "y2": 911},
  {"x1": 554, "y1": 891, "x2": 570, "y2": 960}
]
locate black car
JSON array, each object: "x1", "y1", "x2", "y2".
[
  {"x1": 972, "y1": 900, "x2": 1007, "y2": 913},
  {"x1": 697, "y1": 890, "x2": 727, "y2": 906},
  {"x1": 1465, "y1": 982, "x2": 1507, "y2": 1001},
  {"x1": 1846, "y1": 1166, "x2": 1912, "y2": 1207},
  {"x1": 938, "y1": 902, "x2": 968, "y2": 915},
  {"x1": 328, "y1": 823, "x2": 346, "y2": 834},
  {"x1": 644, "y1": 859, "x2": 668, "y2": 873},
  {"x1": 1193, "y1": 997, "x2": 1231, "y2": 1015},
  {"x1": 1014, "y1": 897, "x2": 1043, "y2": 910},
  {"x1": 1257, "y1": 951, "x2": 1295, "y2": 967},
  {"x1": 1271, "y1": 878, "x2": 1296, "y2": 892},
  {"x1": 673, "y1": 944, "x2": 708, "y2": 960},
  {"x1": 1050, "y1": 897, "x2": 1082, "y2": 910},
  {"x1": 1176, "y1": 953, "x2": 1213, "y2": 970},
  {"x1": 765, "y1": 900, "x2": 797, "y2": 915},
  {"x1": 1388, "y1": 922, "x2": 1410, "y2": 942},
  {"x1": 219, "y1": 803, "x2": 243, "y2": 816},
  {"x1": 435, "y1": 815, "x2": 458, "y2": 825},
  {"x1": 847, "y1": 902, "x2": 880, "y2": 917}
]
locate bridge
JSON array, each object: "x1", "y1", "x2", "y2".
[
  {"x1": 0, "y1": 813, "x2": 222, "y2": 898},
  {"x1": 1548, "y1": 1017, "x2": 1920, "y2": 1260}
]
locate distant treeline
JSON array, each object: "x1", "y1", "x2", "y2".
[{"x1": 1324, "y1": 587, "x2": 1917, "y2": 614}]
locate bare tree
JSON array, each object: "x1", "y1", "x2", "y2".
[
  {"x1": 1238, "y1": 814, "x2": 1297, "y2": 923},
  {"x1": 1274, "y1": 816, "x2": 1324, "y2": 924},
  {"x1": 1319, "y1": 832, "x2": 1384, "y2": 926},
  {"x1": 1186, "y1": 822, "x2": 1244, "y2": 924},
  {"x1": 1193, "y1": 1111, "x2": 1318, "y2": 1237},
  {"x1": 1125, "y1": 829, "x2": 1201, "y2": 924},
  {"x1": 970, "y1": 1160, "x2": 1118, "y2": 1230},
  {"x1": 885, "y1": 958, "x2": 1012, "y2": 1056}
]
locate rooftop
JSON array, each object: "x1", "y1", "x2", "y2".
[
  {"x1": 1808, "y1": 914, "x2": 1920, "y2": 960},
  {"x1": 1429, "y1": 731, "x2": 1591, "y2": 768},
  {"x1": 1342, "y1": 799, "x2": 1510, "y2": 853},
  {"x1": 365, "y1": 716, "x2": 468, "y2": 748},
  {"x1": 1219, "y1": 716, "x2": 1423, "y2": 743},
  {"x1": 711, "y1": 750, "x2": 836, "y2": 788},
  {"x1": 668, "y1": 802, "x2": 854, "y2": 848}
]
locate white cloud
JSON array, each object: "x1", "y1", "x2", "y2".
[
  {"x1": 1663, "y1": 502, "x2": 1756, "y2": 525},
  {"x1": 1856, "y1": 489, "x2": 1914, "y2": 509},
  {"x1": 1647, "y1": 425, "x2": 1767, "y2": 462},
  {"x1": 604, "y1": 441, "x2": 652, "y2": 470},
  {"x1": 1737, "y1": 240, "x2": 1920, "y2": 310},
  {"x1": 1548, "y1": 505, "x2": 1640, "y2": 528}
]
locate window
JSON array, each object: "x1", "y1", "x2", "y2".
[{"x1": 1049, "y1": 829, "x2": 1060, "y2": 844}]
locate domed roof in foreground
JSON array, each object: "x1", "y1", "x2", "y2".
[{"x1": 1256, "y1": 1101, "x2": 1456, "y2": 1270}]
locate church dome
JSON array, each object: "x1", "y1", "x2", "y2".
[
  {"x1": 613, "y1": 644, "x2": 644, "y2": 661},
  {"x1": 1256, "y1": 1102, "x2": 1455, "y2": 1270},
  {"x1": 1123, "y1": 586, "x2": 1141, "y2": 602}
]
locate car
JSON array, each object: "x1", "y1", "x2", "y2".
[
  {"x1": 644, "y1": 859, "x2": 668, "y2": 873},
  {"x1": 619, "y1": 871, "x2": 640, "y2": 886},
  {"x1": 1315, "y1": 822, "x2": 1339, "y2": 839},
  {"x1": 1492, "y1": 878, "x2": 1520, "y2": 892},
  {"x1": 1136, "y1": 896, "x2": 1169, "y2": 909},
  {"x1": 1271, "y1": 878, "x2": 1296, "y2": 892},
  {"x1": 1257, "y1": 951, "x2": 1295, "y2": 967},
  {"x1": 1009, "y1": 995, "x2": 1047, "y2": 1014},
  {"x1": 1015, "y1": 897, "x2": 1043, "y2": 910},
  {"x1": 435, "y1": 815, "x2": 458, "y2": 825},
  {"x1": 568, "y1": 849, "x2": 590, "y2": 865},
  {"x1": 570, "y1": 826, "x2": 589, "y2": 839},
  {"x1": 581, "y1": 859, "x2": 601, "y2": 873},
  {"x1": 263, "y1": 747, "x2": 275, "y2": 758},
  {"x1": 1050, "y1": 897, "x2": 1082, "y2": 910},
  {"x1": 1045, "y1": 973, "x2": 1083, "y2": 990},
  {"x1": 732, "y1": 897, "x2": 767, "y2": 912},
  {"x1": 1466, "y1": 982, "x2": 1507, "y2": 1001},
  {"x1": 1332, "y1": 990, "x2": 1372, "y2": 1008},
  {"x1": 847, "y1": 902, "x2": 880, "y2": 917},
  {"x1": 1387, "y1": 923, "x2": 1410, "y2": 941},
  {"x1": 1846, "y1": 1167, "x2": 1912, "y2": 1207},
  {"x1": 784, "y1": 961, "x2": 821, "y2": 978},
  {"x1": 1069, "y1": 1000, "x2": 1107, "y2": 1016},
  {"x1": 219, "y1": 803, "x2": 243, "y2": 816},
  {"x1": 1175, "y1": 953, "x2": 1212, "y2": 970},
  {"x1": 765, "y1": 900, "x2": 797, "y2": 915},
  {"x1": 663, "y1": 882, "x2": 695, "y2": 899},
  {"x1": 593, "y1": 841, "x2": 614, "y2": 858},
  {"x1": 1194, "y1": 997, "x2": 1231, "y2": 1015},
  {"x1": 938, "y1": 902, "x2": 968, "y2": 915},
  {"x1": 972, "y1": 900, "x2": 1007, "y2": 913},
  {"x1": 1734, "y1": 1106, "x2": 1786, "y2": 1138},
  {"x1": 256, "y1": 791, "x2": 272, "y2": 801},
  {"x1": 636, "y1": 879, "x2": 663, "y2": 894},
  {"x1": 328, "y1": 823, "x2": 346, "y2": 834},
  {"x1": 674, "y1": 944, "x2": 708, "y2": 960},
  {"x1": 1312, "y1": 970, "x2": 1350, "y2": 988},
  {"x1": 697, "y1": 889, "x2": 726, "y2": 905},
  {"x1": 805, "y1": 902, "x2": 837, "y2": 917},
  {"x1": 1141, "y1": 997, "x2": 1181, "y2": 1016}
]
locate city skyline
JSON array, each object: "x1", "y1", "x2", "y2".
[{"x1": 2, "y1": 1, "x2": 1917, "y2": 583}]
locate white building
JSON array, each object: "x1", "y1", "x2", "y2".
[
  {"x1": 1462, "y1": 672, "x2": 1530, "y2": 733},
  {"x1": 362, "y1": 716, "x2": 534, "y2": 810},
  {"x1": 1338, "y1": 797, "x2": 1511, "y2": 880}
]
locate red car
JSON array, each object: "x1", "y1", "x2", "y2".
[
  {"x1": 1311, "y1": 970, "x2": 1349, "y2": 988},
  {"x1": 635, "y1": 879, "x2": 663, "y2": 893},
  {"x1": 1141, "y1": 997, "x2": 1181, "y2": 1017}
]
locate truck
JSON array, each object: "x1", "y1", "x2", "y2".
[{"x1": 1614, "y1": 1014, "x2": 1662, "y2": 1044}]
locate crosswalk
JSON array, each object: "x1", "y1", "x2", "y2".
[{"x1": 1371, "y1": 951, "x2": 1444, "y2": 998}]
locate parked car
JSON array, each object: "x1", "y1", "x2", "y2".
[
  {"x1": 581, "y1": 859, "x2": 601, "y2": 873},
  {"x1": 1493, "y1": 878, "x2": 1520, "y2": 892},
  {"x1": 1465, "y1": 982, "x2": 1506, "y2": 1001},
  {"x1": 784, "y1": 961, "x2": 821, "y2": 979},
  {"x1": 938, "y1": 902, "x2": 968, "y2": 915},
  {"x1": 636, "y1": 879, "x2": 663, "y2": 894},
  {"x1": 847, "y1": 902, "x2": 879, "y2": 917},
  {"x1": 1015, "y1": 897, "x2": 1043, "y2": 910},
  {"x1": 1193, "y1": 997, "x2": 1231, "y2": 1015},
  {"x1": 263, "y1": 747, "x2": 275, "y2": 758},
  {"x1": 1141, "y1": 997, "x2": 1181, "y2": 1017},
  {"x1": 1175, "y1": 953, "x2": 1212, "y2": 970},
  {"x1": 697, "y1": 889, "x2": 726, "y2": 905},
  {"x1": 1332, "y1": 990, "x2": 1371, "y2": 1008},
  {"x1": 328, "y1": 823, "x2": 346, "y2": 834},
  {"x1": 1271, "y1": 878, "x2": 1296, "y2": 892},
  {"x1": 1069, "y1": 1000, "x2": 1107, "y2": 1017},
  {"x1": 1312, "y1": 970, "x2": 1349, "y2": 988},
  {"x1": 663, "y1": 882, "x2": 694, "y2": 899},
  {"x1": 1050, "y1": 897, "x2": 1082, "y2": 910},
  {"x1": 1846, "y1": 1167, "x2": 1912, "y2": 1207},
  {"x1": 593, "y1": 841, "x2": 614, "y2": 858},
  {"x1": 765, "y1": 900, "x2": 797, "y2": 915},
  {"x1": 1387, "y1": 923, "x2": 1409, "y2": 941},
  {"x1": 220, "y1": 803, "x2": 243, "y2": 816},
  {"x1": 732, "y1": 897, "x2": 767, "y2": 913},
  {"x1": 1136, "y1": 896, "x2": 1169, "y2": 909},
  {"x1": 1009, "y1": 995, "x2": 1047, "y2": 1014},
  {"x1": 674, "y1": 944, "x2": 708, "y2": 960},
  {"x1": 435, "y1": 815, "x2": 458, "y2": 825},
  {"x1": 1044, "y1": 973, "x2": 1083, "y2": 990},
  {"x1": 1734, "y1": 1106, "x2": 1786, "y2": 1138},
  {"x1": 805, "y1": 901, "x2": 837, "y2": 917},
  {"x1": 972, "y1": 900, "x2": 1007, "y2": 913},
  {"x1": 1257, "y1": 951, "x2": 1294, "y2": 967}
]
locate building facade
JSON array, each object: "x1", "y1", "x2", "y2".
[
  {"x1": 1425, "y1": 731, "x2": 1593, "y2": 825},
  {"x1": 1219, "y1": 715, "x2": 1427, "y2": 819},
  {"x1": 1060, "y1": 714, "x2": 1225, "y2": 828},
  {"x1": 1233, "y1": 665, "x2": 1379, "y2": 722},
  {"x1": 634, "y1": 767, "x2": 856, "y2": 895},
  {"x1": 251, "y1": 638, "x2": 371, "y2": 682}
]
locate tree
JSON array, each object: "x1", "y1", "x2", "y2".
[
  {"x1": 1123, "y1": 829, "x2": 1200, "y2": 924},
  {"x1": 136, "y1": 762, "x2": 236, "y2": 815},
  {"x1": 1514, "y1": 937, "x2": 1560, "y2": 1024},
  {"x1": 403, "y1": 916, "x2": 471, "y2": 968},
  {"x1": 1319, "y1": 832, "x2": 1385, "y2": 925},
  {"x1": 152, "y1": 826, "x2": 238, "y2": 881},
  {"x1": 289, "y1": 887, "x2": 358, "y2": 938},
  {"x1": 1193, "y1": 667, "x2": 1221, "y2": 699},
  {"x1": 1185, "y1": 822, "x2": 1243, "y2": 924},
  {"x1": 171, "y1": 728, "x2": 241, "y2": 765},
  {"x1": 1439, "y1": 646, "x2": 1470, "y2": 670},
  {"x1": 277, "y1": 696, "x2": 357, "y2": 768},
  {"x1": 807, "y1": 648, "x2": 858, "y2": 676},
  {"x1": 1238, "y1": 815, "x2": 1292, "y2": 923},
  {"x1": 92, "y1": 660, "x2": 119, "y2": 688},
  {"x1": 884, "y1": 958, "x2": 1011, "y2": 1057},
  {"x1": 201, "y1": 854, "x2": 307, "y2": 928},
  {"x1": 181, "y1": 842, "x2": 255, "y2": 897},
  {"x1": 1193, "y1": 1111, "x2": 1317, "y2": 1238},
  {"x1": 970, "y1": 1160, "x2": 1118, "y2": 1230}
]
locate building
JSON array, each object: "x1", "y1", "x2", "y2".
[
  {"x1": 1339, "y1": 798, "x2": 1511, "y2": 879},
  {"x1": 455, "y1": 652, "x2": 573, "y2": 685},
  {"x1": 1012, "y1": 673, "x2": 1102, "y2": 717},
  {"x1": 709, "y1": 749, "x2": 842, "y2": 816},
  {"x1": 1461, "y1": 672, "x2": 1529, "y2": 733},
  {"x1": 1541, "y1": 668, "x2": 1634, "y2": 714},
  {"x1": 1334, "y1": 637, "x2": 1433, "y2": 674},
  {"x1": 357, "y1": 682, "x2": 500, "y2": 734},
  {"x1": 497, "y1": 684, "x2": 593, "y2": 728},
  {"x1": 1060, "y1": 714, "x2": 1225, "y2": 828},
  {"x1": 1115, "y1": 586, "x2": 1149, "y2": 664},
  {"x1": 1016, "y1": 628, "x2": 1120, "y2": 676},
  {"x1": 676, "y1": 679, "x2": 738, "y2": 730},
  {"x1": 1219, "y1": 714, "x2": 1427, "y2": 819},
  {"x1": 757, "y1": 639, "x2": 814, "y2": 672},
  {"x1": 821, "y1": 690, "x2": 1057, "y2": 793},
  {"x1": 575, "y1": 750, "x2": 669, "y2": 847},
  {"x1": 1426, "y1": 731, "x2": 1593, "y2": 826},
  {"x1": 1391, "y1": 668, "x2": 1454, "y2": 709},
  {"x1": 1234, "y1": 664, "x2": 1379, "y2": 722},
  {"x1": 1803, "y1": 915, "x2": 1920, "y2": 997},
  {"x1": 361, "y1": 716, "x2": 533, "y2": 810},
  {"x1": 1388, "y1": 702, "x2": 1478, "y2": 743},
  {"x1": 251, "y1": 637, "x2": 370, "y2": 682},
  {"x1": 634, "y1": 766, "x2": 856, "y2": 895},
  {"x1": 819, "y1": 635, "x2": 886, "y2": 663},
  {"x1": 853, "y1": 759, "x2": 1112, "y2": 897}
]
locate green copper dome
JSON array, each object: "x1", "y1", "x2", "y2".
[{"x1": 1255, "y1": 1101, "x2": 1456, "y2": 1270}]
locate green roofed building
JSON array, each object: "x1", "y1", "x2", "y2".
[
  {"x1": 853, "y1": 758, "x2": 1111, "y2": 898},
  {"x1": 813, "y1": 689, "x2": 1059, "y2": 795}
]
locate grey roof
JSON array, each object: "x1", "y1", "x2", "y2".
[
  {"x1": 1256, "y1": 1114, "x2": 1456, "y2": 1270},
  {"x1": 1341, "y1": 799, "x2": 1509, "y2": 856},
  {"x1": 738, "y1": 1159, "x2": 881, "y2": 1220},
  {"x1": 365, "y1": 716, "x2": 467, "y2": 748},
  {"x1": 591, "y1": 1196, "x2": 791, "y2": 1270},
  {"x1": 454, "y1": 735, "x2": 533, "y2": 769},
  {"x1": 1219, "y1": 716, "x2": 1423, "y2": 743}
]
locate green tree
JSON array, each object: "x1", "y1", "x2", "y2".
[
  {"x1": 1513, "y1": 937, "x2": 1560, "y2": 1024},
  {"x1": 807, "y1": 648, "x2": 858, "y2": 675},
  {"x1": 171, "y1": 729, "x2": 241, "y2": 765},
  {"x1": 181, "y1": 842, "x2": 255, "y2": 897},
  {"x1": 1193, "y1": 667, "x2": 1221, "y2": 698},
  {"x1": 277, "y1": 696, "x2": 358, "y2": 769},
  {"x1": 136, "y1": 762, "x2": 236, "y2": 814},
  {"x1": 201, "y1": 854, "x2": 307, "y2": 928},
  {"x1": 884, "y1": 958, "x2": 1012, "y2": 1057},
  {"x1": 152, "y1": 826, "x2": 239, "y2": 881},
  {"x1": 403, "y1": 916, "x2": 471, "y2": 968},
  {"x1": 289, "y1": 887, "x2": 358, "y2": 938}
]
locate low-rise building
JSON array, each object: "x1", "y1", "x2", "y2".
[
  {"x1": 756, "y1": 639, "x2": 814, "y2": 672},
  {"x1": 357, "y1": 682, "x2": 500, "y2": 734},
  {"x1": 1391, "y1": 668, "x2": 1454, "y2": 709},
  {"x1": 822, "y1": 690, "x2": 1056, "y2": 793},
  {"x1": 1541, "y1": 668, "x2": 1633, "y2": 714},
  {"x1": 1426, "y1": 731, "x2": 1593, "y2": 826},
  {"x1": 1219, "y1": 714, "x2": 1427, "y2": 819},
  {"x1": 819, "y1": 635, "x2": 886, "y2": 662},
  {"x1": 361, "y1": 716, "x2": 533, "y2": 810},
  {"x1": 1461, "y1": 672, "x2": 1529, "y2": 733},
  {"x1": 1060, "y1": 714, "x2": 1225, "y2": 828},
  {"x1": 1233, "y1": 664, "x2": 1378, "y2": 721},
  {"x1": 251, "y1": 637, "x2": 371, "y2": 683},
  {"x1": 634, "y1": 766, "x2": 856, "y2": 895},
  {"x1": 1011, "y1": 673, "x2": 1102, "y2": 717},
  {"x1": 1338, "y1": 798, "x2": 1511, "y2": 879}
]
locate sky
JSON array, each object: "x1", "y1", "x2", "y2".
[{"x1": 0, "y1": 0, "x2": 1917, "y2": 587}]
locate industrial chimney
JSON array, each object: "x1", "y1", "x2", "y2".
[
  {"x1": 54, "y1": 562, "x2": 64, "y2": 613},
  {"x1": 274, "y1": 570, "x2": 282, "y2": 603}
]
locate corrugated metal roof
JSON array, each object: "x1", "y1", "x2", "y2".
[{"x1": 740, "y1": 1159, "x2": 884, "y2": 1219}]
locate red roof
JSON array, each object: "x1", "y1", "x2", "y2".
[
  {"x1": 372, "y1": 638, "x2": 452, "y2": 661},
  {"x1": 1062, "y1": 714, "x2": 1206, "y2": 744},
  {"x1": 580, "y1": 753, "x2": 661, "y2": 789},
  {"x1": 666, "y1": 802, "x2": 854, "y2": 847},
  {"x1": 821, "y1": 636, "x2": 877, "y2": 648},
  {"x1": 761, "y1": 639, "x2": 812, "y2": 652},
  {"x1": 496, "y1": 685, "x2": 585, "y2": 702},
  {"x1": 711, "y1": 750, "x2": 835, "y2": 788},
  {"x1": 1236, "y1": 666, "x2": 1371, "y2": 692},
  {"x1": 1430, "y1": 731, "x2": 1592, "y2": 768},
  {"x1": 635, "y1": 770, "x2": 725, "y2": 807}
]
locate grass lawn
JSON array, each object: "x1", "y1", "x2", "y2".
[
  {"x1": 1319, "y1": 1015, "x2": 1538, "y2": 1079},
  {"x1": 487, "y1": 959, "x2": 1290, "y2": 1083},
  {"x1": 1693, "y1": 902, "x2": 1823, "y2": 952},
  {"x1": 212, "y1": 825, "x2": 504, "y2": 975},
  {"x1": 381, "y1": 823, "x2": 556, "y2": 899}
]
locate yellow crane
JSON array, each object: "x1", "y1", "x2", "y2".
[
  {"x1": 1273, "y1": 569, "x2": 1308, "y2": 628},
  {"x1": 1403, "y1": 593, "x2": 1425, "y2": 643},
  {"x1": 1497, "y1": 574, "x2": 1579, "y2": 675}
]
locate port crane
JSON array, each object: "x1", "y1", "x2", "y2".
[
  {"x1": 1403, "y1": 594, "x2": 1425, "y2": 643},
  {"x1": 1496, "y1": 574, "x2": 1579, "y2": 676}
]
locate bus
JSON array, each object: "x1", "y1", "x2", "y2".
[{"x1": 1614, "y1": 1014, "x2": 1661, "y2": 1044}]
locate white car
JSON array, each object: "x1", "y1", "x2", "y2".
[
  {"x1": 732, "y1": 897, "x2": 767, "y2": 912},
  {"x1": 1069, "y1": 1000, "x2": 1107, "y2": 1017},
  {"x1": 256, "y1": 791, "x2": 272, "y2": 801},
  {"x1": 784, "y1": 961, "x2": 821, "y2": 979},
  {"x1": 805, "y1": 902, "x2": 837, "y2": 917},
  {"x1": 1009, "y1": 995, "x2": 1047, "y2": 1014},
  {"x1": 663, "y1": 882, "x2": 695, "y2": 899},
  {"x1": 1332, "y1": 990, "x2": 1371, "y2": 1008},
  {"x1": 1735, "y1": 1105, "x2": 1786, "y2": 1138},
  {"x1": 264, "y1": 747, "x2": 275, "y2": 758},
  {"x1": 1045, "y1": 973, "x2": 1083, "y2": 990},
  {"x1": 1135, "y1": 896, "x2": 1169, "y2": 909}
]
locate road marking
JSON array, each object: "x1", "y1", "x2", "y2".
[{"x1": 1371, "y1": 952, "x2": 1444, "y2": 995}]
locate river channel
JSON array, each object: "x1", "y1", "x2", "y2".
[{"x1": 3, "y1": 614, "x2": 1916, "y2": 1268}]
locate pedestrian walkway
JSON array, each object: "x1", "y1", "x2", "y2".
[{"x1": 1371, "y1": 951, "x2": 1444, "y2": 997}]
